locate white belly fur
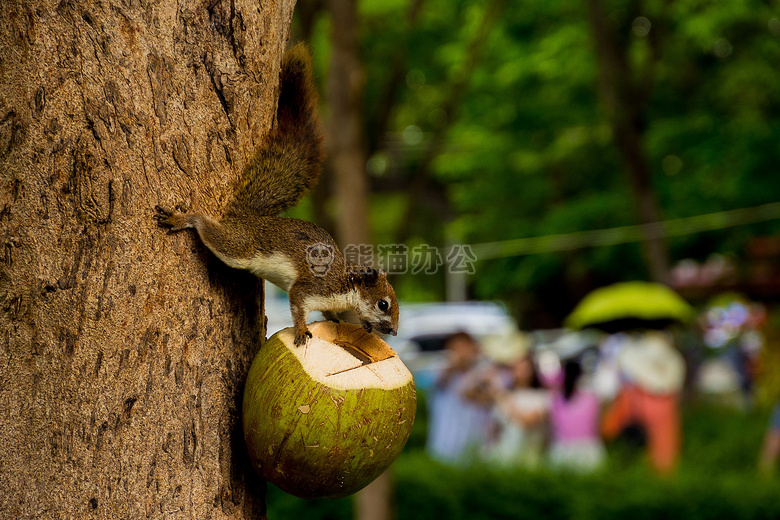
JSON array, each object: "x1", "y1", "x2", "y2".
[
  {"x1": 220, "y1": 251, "x2": 298, "y2": 291},
  {"x1": 302, "y1": 292, "x2": 355, "y2": 314}
]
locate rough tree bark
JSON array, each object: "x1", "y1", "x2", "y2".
[{"x1": 0, "y1": 0, "x2": 295, "y2": 518}]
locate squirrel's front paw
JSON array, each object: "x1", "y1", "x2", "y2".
[
  {"x1": 154, "y1": 205, "x2": 192, "y2": 233},
  {"x1": 294, "y1": 329, "x2": 313, "y2": 347}
]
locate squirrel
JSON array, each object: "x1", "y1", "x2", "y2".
[{"x1": 155, "y1": 43, "x2": 399, "y2": 347}]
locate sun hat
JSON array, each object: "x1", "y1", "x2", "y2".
[
  {"x1": 481, "y1": 329, "x2": 532, "y2": 365},
  {"x1": 618, "y1": 331, "x2": 685, "y2": 395}
]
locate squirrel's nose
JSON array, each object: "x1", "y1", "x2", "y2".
[{"x1": 389, "y1": 329, "x2": 397, "y2": 336}]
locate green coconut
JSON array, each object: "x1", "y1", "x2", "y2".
[{"x1": 242, "y1": 321, "x2": 416, "y2": 499}]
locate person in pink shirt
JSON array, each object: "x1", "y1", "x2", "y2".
[{"x1": 548, "y1": 359, "x2": 605, "y2": 471}]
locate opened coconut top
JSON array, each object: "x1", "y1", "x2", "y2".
[{"x1": 277, "y1": 321, "x2": 413, "y2": 391}]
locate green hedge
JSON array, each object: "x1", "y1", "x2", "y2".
[
  {"x1": 393, "y1": 458, "x2": 780, "y2": 520},
  {"x1": 265, "y1": 403, "x2": 780, "y2": 520}
]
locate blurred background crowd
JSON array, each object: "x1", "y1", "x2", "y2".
[
  {"x1": 423, "y1": 309, "x2": 777, "y2": 476},
  {"x1": 382, "y1": 282, "x2": 779, "y2": 478}
]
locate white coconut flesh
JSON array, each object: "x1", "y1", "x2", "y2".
[{"x1": 277, "y1": 321, "x2": 413, "y2": 391}]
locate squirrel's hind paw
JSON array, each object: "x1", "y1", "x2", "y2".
[{"x1": 154, "y1": 205, "x2": 192, "y2": 233}]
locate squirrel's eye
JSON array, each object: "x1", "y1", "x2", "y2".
[{"x1": 377, "y1": 300, "x2": 389, "y2": 312}]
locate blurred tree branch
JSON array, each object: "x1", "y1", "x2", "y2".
[
  {"x1": 366, "y1": 0, "x2": 426, "y2": 156},
  {"x1": 395, "y1": 0, "x2": 507, "y2": 246},
  {"x1": 587, "y1": 0, "x2": 671, "y2": 284}
]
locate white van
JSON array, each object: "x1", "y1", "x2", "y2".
[{"x1": 386, "y1": 301, "x2": 519, "y2": 390}]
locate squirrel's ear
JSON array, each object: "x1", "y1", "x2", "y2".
[
  {"x1": 349, "y1": 266, "x2": 379, "y2": 286},
  {"x1": 348, "y1": 266, "x2": 366, "y2": 286},
  {"x1": 363, "y1": 267, "x2": 378, "y2": 285}
]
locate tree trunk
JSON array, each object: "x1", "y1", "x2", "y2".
[
  {"x1": 354, "y1": 469, "x2": 394, "y2": 520},
  {"x1": 0, "y1": 1, "x2": 295, "y2": 518}
]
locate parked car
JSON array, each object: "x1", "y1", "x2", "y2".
[{"x1": 386, "y1": 301, "x2": 519, "y2": 390}]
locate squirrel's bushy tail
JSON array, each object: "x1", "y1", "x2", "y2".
[{"x1": 226, "y1": 43, "x2": 324, "y2": 218}]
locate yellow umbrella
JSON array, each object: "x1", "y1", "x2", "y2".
[{"x1": 565, "y1": 281, "x2": 695, "y2": 332}]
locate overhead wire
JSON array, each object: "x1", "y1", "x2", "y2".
[{"x1": 471, "y1": 201, "x2": 780, "y2": 260}]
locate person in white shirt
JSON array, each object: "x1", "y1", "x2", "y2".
[{"x1": 426, "y1": 332, "x2": 494, "y2": 465}]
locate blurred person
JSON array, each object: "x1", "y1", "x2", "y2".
[
  {"x1": 758, "y1": 401, "x2": 780, "y2": 475},
  {"x1": 734, "y1": 304, "x2": 766, "y2": 408},
  {"x1": 548, "y1": 358, "x2": 605, "y2": 472},
  {"x1": 482, "y1": 353, "x2": 550, "y2": 469},
  {"x1": 426, "y1": 331, "x2": 494, "y2": 465},
  {"x1": 591, "y1": 333, "x2": 627, "y2": 401},
  {"x1": 601, "y1": 331, "x2": 685, "y2": 475}
]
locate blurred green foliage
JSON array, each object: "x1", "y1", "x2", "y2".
[
  {"x1": 295, "y1": 0, "x2": 780, "y2": 322},
  {"x1": 266, "y1": 400, "x2": 779, "y2": 519}
]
